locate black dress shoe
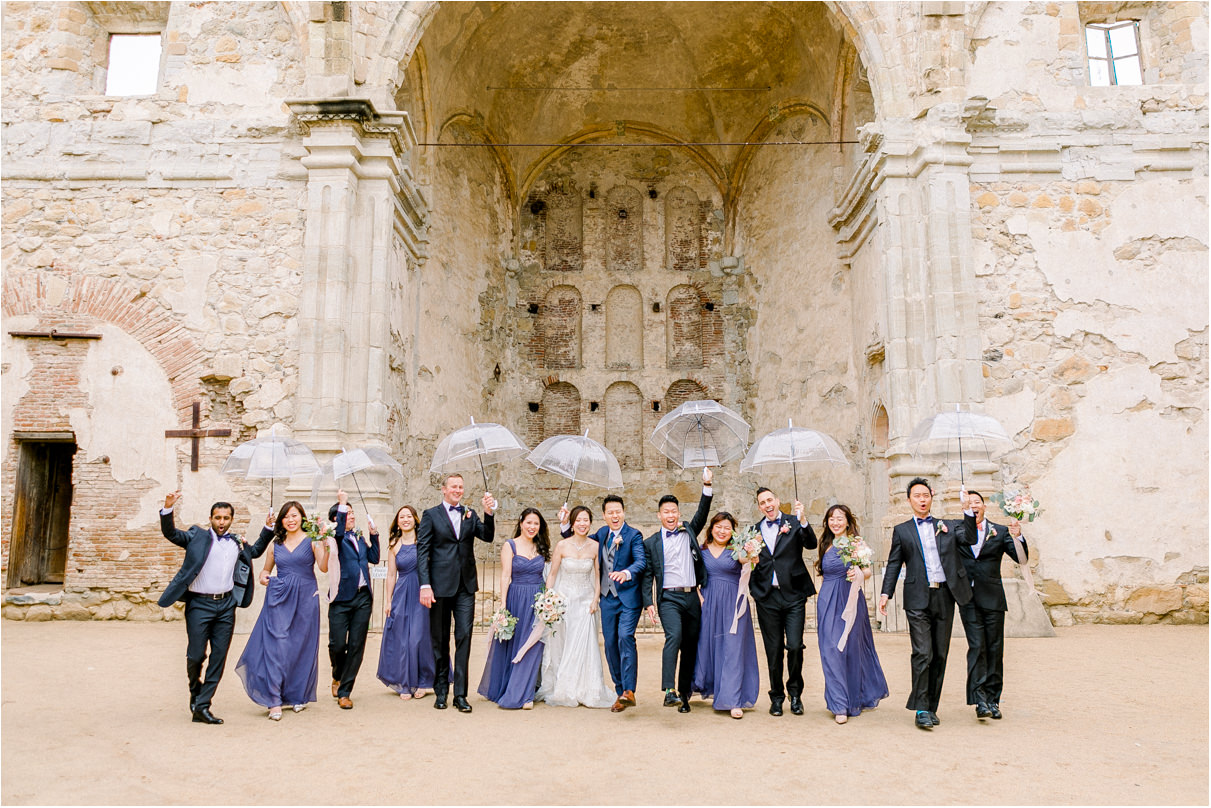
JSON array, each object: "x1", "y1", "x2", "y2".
[
  {"x1": 678, "y1": 700, "x2": 691, "y2": 713},
  {"x1": 433, "y1": 695, "x2": 448, "y2": 710},
  {"x1": 664, "y1": 690, "x2": 680, "y2": 707},
  {"x1": 191, "y1": 707, "x2": 223, "y2": 725},
  {"x1": 789, "y1": 696, "x2": 804, "y2": 715},
  {"x1": 976, "y1": 702, "x2": 991, "y2": 719},
  {"x1": 769, "y1": 700, "x2": 784, "y2": 717},
  {"x1": 990, "y1": 703, "x2": 1002, "y2": 720},
  {"x1": 453, "y1": 696, "x2": 473, "y2": 713},
  {"x1": 929, "y1": 711, "x2": 941, "y2": 725},
  {"x1": 915, "y1": 711, "x2": 933, "y2": 729}
]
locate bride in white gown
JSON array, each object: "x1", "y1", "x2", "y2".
[{"x1": 537, "y1": 505, "x2": 616, "y2": 708}]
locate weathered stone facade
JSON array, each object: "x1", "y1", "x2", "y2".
[{"x1": 2, "y1": 2, "x2": 1206, "y2": 625}]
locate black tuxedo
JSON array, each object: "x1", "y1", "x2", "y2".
[
  {"x1": 158, "y1": 511, "x2": 272, "y2": 713},
  {"x1": 417, "y1": 502, "x2": 495, "y2": 699},
  {"x1": 328, "y1": 509, "x2": 381, "y2": 699},
  {"x1": 748, "y1": 513, "x2": 817, "y2": 704},
  {"x1": 640, "y1": 490, "x2": 711, "y2": 700},
  {"x1": 958, "y1": 512, "x2": 1027, "y2": 707},
  {"x1": 880, "y1": 515, "x2": 976, "y2": 712}
]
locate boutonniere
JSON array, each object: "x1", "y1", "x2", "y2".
[
  {"x1": 462, "y1": 509, "x2": 473, "y2": 521},
  {"x1": 987, "y1": 526, "x2": 997, "y2": 539},
  {"x1": 937, "y1": 521, "x2": 949, "y2": 534},
  {"x1": 612, "y1": 535, "x2": 623, "y2": 550},
  {"x1": 779, "y1": 523, "x2": 790, "y2": 535}
]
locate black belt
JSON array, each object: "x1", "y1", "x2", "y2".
[
  {"x1": 357, "y1": 585, "x2": 370, "y2": 593},
  {"x1": 664, "y1": 586, "x2": 695, "y2": 593},
  {"x1": 191, "y1": 591, "x2": 232, "y2": 600}
]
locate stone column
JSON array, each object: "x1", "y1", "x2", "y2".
[{"x1": 286, "y1": 99, "x2": 427, "y2": 454}]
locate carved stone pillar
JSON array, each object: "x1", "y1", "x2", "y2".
[{"x1": 287, "y1": 99, "x2": 427, "y2": 454}]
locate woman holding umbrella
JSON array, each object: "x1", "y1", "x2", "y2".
[{"x1": 234, "y1": 500, "x2": 330, "y2": 720}]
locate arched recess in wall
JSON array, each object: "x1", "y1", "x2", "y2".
[
  {"x1": 541, "y1": 381, "x2": 581, "y2": 440},
  {"x1": 605, "y1": 186, "x2": 643, "y2": 273},
  {"x1": 871, "y1": 402, "x2": 889, "y2": 455},
  {"x1": 605, "y1": 285, "x2": 643, "y2": 370},
  {"x1": 666, "y1": 285, "x2": 704, "y2": 370},
  {"x1": 604, "y1": 381, "x2": 644, "y2": 470},
  {"x1": 664, "y1": 186, "x2": 702, "y2": 271},
  {"x1": 542, "y1": 183, "x2": 583, "y2": 272},
  {"x1": 539, "y1": 285, "x2": 581, "y2": 370}
]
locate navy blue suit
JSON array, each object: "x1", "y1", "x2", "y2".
[
  {"x1": 594, "y1": 523, "x2": 646, "y2": 695},
  {"x1": 329, "y1": 508, "x2": 380, "y2": 698}
]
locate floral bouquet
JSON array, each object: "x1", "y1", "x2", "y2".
[
  {"x1": 488, "y1": 607, "x2": 517, "y2": 642},
  {"x1": 833, "y1": 534, "x2": 874, "y2": 570},
  {"x1": 533, "y1": 588, "x2": 567, "y2": 630},
  {"x1": 728, "y1": 525, "x2": 764, "y2": 568},
  {"x1": 302, "y1": 516, "x2": 333, "y2": 543},
  {"x1": 992, "y1": 487, "x2": 1041, "y2": 522}
]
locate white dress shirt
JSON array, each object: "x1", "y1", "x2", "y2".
[
  {"x1": 972, "y1": 518, "x2": 988, "y2": 558},
  {"x1": 162, "y1": 507, "x2": 238, "y2": 595},
  {"x1": 759, "y1": 516, "x2": 782, "y2": 587},
  {"x1": 662, "y1": 528, "x2": 694, "y2": 589},
  {"x1": 338, "y1": 504, "x2": 366, "y2": 587},
  {"x1": 914, "y1": 517, "x2": 946, "y2": 584},
  {"x1": 445, "y1": 502, "x2": 463, "y2": 537}
]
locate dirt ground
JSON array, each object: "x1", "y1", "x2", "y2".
[{"x1": 1, "y1": 621, "x2": 1206, "y2": 806}]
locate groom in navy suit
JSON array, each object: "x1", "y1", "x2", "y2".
[
  {"x1": 592, "y1": 494, "x2": 646, "y2": 712},
  {"x1": 328, "y1": 489, "x2": 380, "y2": 710}
]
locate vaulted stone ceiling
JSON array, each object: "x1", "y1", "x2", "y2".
[{"x1": 409, "y1": 2, "x2": 851, "y2": 175}]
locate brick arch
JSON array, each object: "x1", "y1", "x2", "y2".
[
  {"x1": 540, "y1": 381, "x2": 581, "y2": 440},
  {"x1": 539, "y1": 285, "x2": 582, "y2": 369},
  {"x1": 666, "y1": 284, "x2": 704, "y2": 370},
  {"x1": 664, "y1": 378, "x2": 709, "y2": 411},
  {"x1": 2, "y1": 273, "x2": 206, "y2": 423}
]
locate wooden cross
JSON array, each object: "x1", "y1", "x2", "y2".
[{"x1": 165, "y1": 401, "x2": 232, "y2": 472}]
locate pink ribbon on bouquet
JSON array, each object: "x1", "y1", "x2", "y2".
[
  {"x1": 324, "y1": 537, "x2": 341, "y2": 603},
  {"x1": 729, "y1": 562, "x2": 754, "y2": 634},
  {"x1": 1006, "y1": 528, "x2": 1035, "y2": 591},
  {"x1": 837, "y1": 569, "x2": 866, "y2": 652},
  {"x1": 512, "y1": 618, "x2": 546, "y2": 663}
]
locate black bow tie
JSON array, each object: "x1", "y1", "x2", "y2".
[
  {"x1": 217, "y1": 532, "x2": 236, "y2": 542},
  {"x1": 449, "y1": 504, "x2": 464, "y2": 513},
  {"x1": 765, "y1": 518, "x2": 780, "y2": 527},
  {"x1": 916, "y1": 516, "x2": 934, "y2": 525}
]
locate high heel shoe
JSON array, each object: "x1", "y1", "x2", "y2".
[
  {"x1": 268, "y1": 709, "x2": 282, "y2": 721},
  {"x1": 730, "y1": 708, "x2": 744, "y2": 719},
  {"x1": 834, "y1": 713, "x2": 848, "y2": 724}
]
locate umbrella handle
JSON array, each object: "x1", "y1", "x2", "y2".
[{"x1": 350, "y1": 470, "x2": 368, "y2": 518}]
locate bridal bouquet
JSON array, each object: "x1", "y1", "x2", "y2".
[
  {"x1": 992, "y1": 487, "x2": 1041, "y2": 522},
  {"x1": 302, "y1": 516, "x2": 333, "y2": 543},
  {"x1": 532, "y1": 588, "x2": 567, "y2": 630},
  {"x1": 489, "y1": 607, "x2": 517, "y2": 642},
  {"x1": 833, "y1": 534, "x2": 873, "y2": 571},
  {"x1": 728, "y1": 525, "x2": 764, "y2": 568}
]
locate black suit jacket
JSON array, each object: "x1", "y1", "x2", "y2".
[
  {"x1": 641, "y1": 490, "x2": 712, "y2": 609},
  {"x1": 748, "y1": 514, "x2": 818, "y2": 601},
  {"x1": 958, "y1": 513, "x2": 1027, "y2": 612},
  {"x1": 880, "y1": 516, "x2": 976, "y2": 610},
  {"x1": 158, "y1": 512, "x2": 272, "y2": 608},
  {"x1": 416, "y1": 503, "x2": 495, "y2": 598}
]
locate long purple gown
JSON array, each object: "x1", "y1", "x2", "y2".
[
  {"x1": 377, "y1": 543, "x2": 436, "y2": 695},
  {"x1": 816, "y1": 545, "x2": 889, "y2": 716},
  {"x1": 235, "y1": 538, "x2": 320, "y2": 708},
  {"x1": 477, "y1": 540, "x2": 545, "y2": 709},
  {"x1": 692, "y1": 547, "x2": 760, "y2": 711}
]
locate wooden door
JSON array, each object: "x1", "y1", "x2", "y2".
[{"x1": 8, "y1": 441, "x2": 75, "y2": 587}]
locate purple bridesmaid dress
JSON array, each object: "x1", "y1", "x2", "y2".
[
  {"x1": 816, "y1": 546, "x2": 889, "y2": 716},
  {"x1": 477, "y1": 540, "x2": 546, "y2": 709},
  {"x1": 692, "y1": 547, "x2": 760, "y2": 710},
  {"x1": 377, "y1": 543, "x2": 437, "y2": 695}
]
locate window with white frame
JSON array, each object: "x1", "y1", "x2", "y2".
[
  {"x1": 104, "y1": 34, "x2": 162, "y2": 96},
  {"x1": 1085, "y1": 21, "x2": 1143, "y2": 87}
]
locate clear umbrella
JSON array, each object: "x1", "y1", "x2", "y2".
[
  {"x1": 221, "y1": 425, "x2": 320, "y2": 507},
  {"x1": 429, "y1": 417, "x2": 528, "y2": 489},
  {"x1": 309, "y1": 446, "x2": 403, "y2": 514},
  {"x1": 909, "y1": 405, "x2": 1011, "y2": 484},
  {"x1": 528, "y1": 430, "x2": 624, "y2": 505},
  {"x1": 739, "y1": 419, "x2": 849, "y2": 502},
  {"x1": 649, "y1": 399, "x2": 750, "y2": 469}
]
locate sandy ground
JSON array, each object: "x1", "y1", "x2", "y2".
[{"x1": 1, "y1": 622, "x2": 1206, "y2": 806}]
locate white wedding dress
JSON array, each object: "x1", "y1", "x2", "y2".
[{"x1": 536, "y1": 557, "x2": 616, "y2": 708}]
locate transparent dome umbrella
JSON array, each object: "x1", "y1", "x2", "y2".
[
  {"x1": 649, "y1": 399, "x2": 750, "y2": 469},
  {"x1": 220, "y1": 425, "x2": 320, "y2": 508},
  {"x1": 429, "y1": 417, "x2": 529, "y2": 490},
  {"x1": 309, "y1": 446, "x2": 404, "y2": 515},
  {"x1": 739, "y1": 419, "x2": 849, "y2": 502},
  {"x1": 527, "y1": 430, "x2": 624, "y2": 506},
  {"x1": 909, "y1": 405, "x2": 1011, "y2": 485}
]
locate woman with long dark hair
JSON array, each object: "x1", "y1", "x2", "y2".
[
  {"x1": 815, "y1": 503, "x2": 888, "y2": 724},
  {"x1": 478, "y1": 507, "x2": 551, "y2": 709},
  {"x1": 691, "y1": 512, "x2": 760, "y2": 718},
  {"x1": 377, "y1": 505, "x2": 436, "y2": 700},
  {"x1": 235, "y1": 500, "x2": 330, "y2": 720}
]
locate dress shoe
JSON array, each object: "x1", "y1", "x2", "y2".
[
  {"x1": 192, "y1": 707, "x2": 223, "y2": 725},
  {"x1": 433, "y1": 694, "x2": 448, "y2": 710},
  {"x1": 678, "y1": 700, "x2": 691, "y2": 713},
  {"x1": 331, "y1": 680, "x2": 340, "y2": 698},
  {"x1": 789, "y1": 696, "x2": 804, "y2": 716},
  {"x1": 730, "y1": 708, "x2": 744, "y2": 719},
  {"x1": 292, "y1": 704, "x2": 307, "y2": 713},
  {"x1": 620, "y1": 690, "x2": 636, "y2": 706},
  {"x1": 611, "y1": 697, "x2": 626, "y2": 713},
  {"x1": 268, "y1": 709, "x2": 282, "y2": 721},
  {"x1": 990, "y1": 703, "x2": 1002, "y2": 720},
  {"x1": 915, "y1": 711, "x2": 933, "y2": 729},
  {"x1": 976, "y1": 702, "x2": 992, "y2": 719},
  {"x1": 453, "y1": 696, "x2": 473, "y2": 713},
  {"x1": 929, "y1": 711, "x2": 941, "y2": 725},
  {"x1": 663, "y1": 690, "x2": 680, "y2": 707},
  {"x1": 338, "y1": 697, "x2": 353, "y2": 710},
  {"x1": 769, "y1": 699, "x2": 784, "y2": 717}
]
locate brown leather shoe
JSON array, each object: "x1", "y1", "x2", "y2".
[
  {"x1": 338, "y1": 696, "x2": 353, "y2": 709},
  {"x1": 620, "y1": 690, "x2": 636, "y2": 706},
  {"x1": 331, "y1": 680, "x2": 340, "y2": 698},
  {"x1": 610, "y1": 697, "x2": 626, "y2": 713}
]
